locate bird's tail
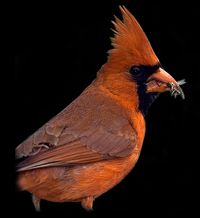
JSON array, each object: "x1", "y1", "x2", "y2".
[
  {"x1": 15, "y1": 157, "x2": 29, "y2": 191},
  {"x1": 15, "y1": 167, "x2": 42, "y2": 192},
  {"x1": 16, "y1": 171, "x2": 27, "y2": 191}
]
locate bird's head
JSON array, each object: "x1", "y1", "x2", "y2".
[{"x1": 97, "y1": 6, "x2": 185, "y2": 116}]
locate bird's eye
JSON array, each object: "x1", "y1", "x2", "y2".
[{"x1": 130, "y1": 66, "x2": 141, "y2": 77}]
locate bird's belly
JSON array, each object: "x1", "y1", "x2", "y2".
[{"x1": 27, "y1": 150, "x2": 140, "y2": 202}]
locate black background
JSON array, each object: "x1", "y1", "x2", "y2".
[{"x1": 15, "y1": 0, "x2": 199, "y2": 215}]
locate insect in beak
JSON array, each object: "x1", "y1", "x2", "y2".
[{"x1": 167, "y1": 79, "x2": 186, "y2": 99}]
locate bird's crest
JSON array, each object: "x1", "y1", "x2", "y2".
[{"x1": 108, "y1": 6, "x2": 159, "y2": 66}]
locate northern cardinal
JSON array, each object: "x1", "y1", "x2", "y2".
[{"x1": 16, "y1": 6, "x2": 185, "y2": 211}]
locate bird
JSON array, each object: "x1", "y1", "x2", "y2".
[{"x1": 15, "y1": 6, "x2": 185, "y2": 212}]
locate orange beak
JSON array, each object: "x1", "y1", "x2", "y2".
[
  {"x1": 146, "y1": 67, "x2": 185, "y2": 99},
  {"x1": 146, "y1": 68, "x2": 179, "y2": 93}
]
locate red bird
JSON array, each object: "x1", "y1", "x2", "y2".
[{"x1": 16, "y1": 6, "x2": 185, "y2": 211}]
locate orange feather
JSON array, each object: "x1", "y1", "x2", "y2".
[{"x1": 108, "y1": 6, "x2": 159, "y2": 66}]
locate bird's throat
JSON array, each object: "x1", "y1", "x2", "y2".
[{"x1": 137, "y1": 86, "x2": 159, "y2": 116}]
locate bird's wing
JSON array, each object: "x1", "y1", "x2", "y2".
[
  {"x1": 16, "y1": 123, "x2": 137, "y2": 172},
  {"x1": 16, "y1": 87, "x2": 139, "y2": 172}
]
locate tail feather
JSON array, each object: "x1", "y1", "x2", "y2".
[{"x1": 16, "y1": 168, "x2": 47, "y2": 192}]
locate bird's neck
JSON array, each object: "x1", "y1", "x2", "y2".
[{"x1": 95, "y1": 67, "x2": 140, "y2": 114}]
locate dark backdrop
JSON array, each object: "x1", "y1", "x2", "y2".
[{"x1": 15, "y1": 1, "x2": 199, "y2": 215}]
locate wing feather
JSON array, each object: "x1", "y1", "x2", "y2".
[
  {"x1": 15, "y1": 89, "x2": 138, "y2": 172},
  {"x1": 16, "y1": 123, "x2": 137, "y2": 172}
]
